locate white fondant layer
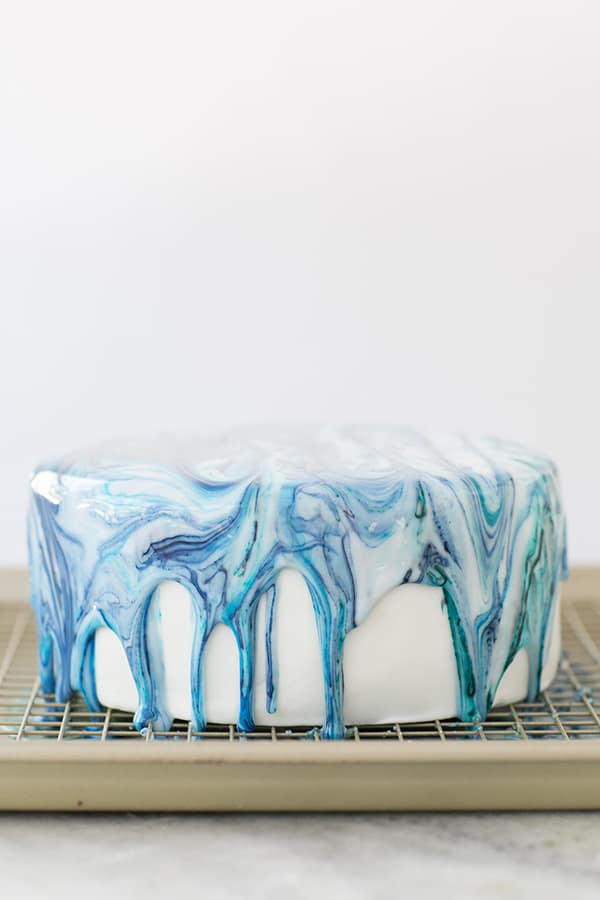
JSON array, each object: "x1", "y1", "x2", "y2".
[{"x1": 94, "y1": 569, "x2": 561, "y2": 727}]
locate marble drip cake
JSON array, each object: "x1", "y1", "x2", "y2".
[{"x1": 28, "y1": 427, "x2": 567, "y2": 738}]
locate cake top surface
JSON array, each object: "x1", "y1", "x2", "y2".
[{"x1": 32, "y1": 425, "x2": 557, "y2": 489}]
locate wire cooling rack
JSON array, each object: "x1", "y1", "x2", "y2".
[
  {"x1": 1, "y1": 569, "x2": 600, "y2": 811},
  {"x1": 2, "y1": 592, "x2": 600, "y2": 743}
]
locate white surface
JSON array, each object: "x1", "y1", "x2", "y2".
[
  {"x1": 1, "y1": 811, "x2": 600, "y2": 900},
  {"x1": 95, "y1": 574, "x2": 561, "y2": 725},
  {"x1": 2, "y1": 2, "x2": 600, "y2": 564}
]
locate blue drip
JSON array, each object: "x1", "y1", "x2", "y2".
[{"x1": 264, "y1": 585, "x2": 277, "y2": 714}]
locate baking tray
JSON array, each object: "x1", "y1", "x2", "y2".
[{"x1": 1, "y1": 567, "x2": 600, "y2": 811}]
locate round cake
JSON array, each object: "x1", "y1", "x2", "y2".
[{"x1": 27, "y1": 427, "x2": 567, "y2": 738}]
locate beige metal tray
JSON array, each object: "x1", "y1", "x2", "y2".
[{"x1": 1, "y1": 567, "x2": 600, "y2": 811}]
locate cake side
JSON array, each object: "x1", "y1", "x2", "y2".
[{"x1": 27, "y1": 427, "x2": 568, "y2": 738}]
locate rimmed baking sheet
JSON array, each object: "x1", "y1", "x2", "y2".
[{"x1": 1, "y1": 568, "x2": 600, "y2": 811}]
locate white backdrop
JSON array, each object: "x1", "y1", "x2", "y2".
[{"x1": 1, "y1": 2, "x2": 599, "y2": 565}]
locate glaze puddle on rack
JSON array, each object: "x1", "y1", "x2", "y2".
[{"x1": 1, "y1": 568, "x2": 600, "y2": 811}]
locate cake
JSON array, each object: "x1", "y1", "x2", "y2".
[{"x1": 27, "y1": 427, "x2": 567, "y2": 739}]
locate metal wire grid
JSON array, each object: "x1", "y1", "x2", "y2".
[{"x1": 1, "y1": 597, "x2": 600, "y2": 743}]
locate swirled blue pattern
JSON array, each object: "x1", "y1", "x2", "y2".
[{"x1": 27, "y1": 427, "x2": 568, "y2": 739}]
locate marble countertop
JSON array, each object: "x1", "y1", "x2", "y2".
[{"x1": 1, "y1": 811, "x2": 599, "y2": 898}]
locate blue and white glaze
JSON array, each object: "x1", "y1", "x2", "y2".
[{"x1": 27, "y1": 427, "x2": 568, "y2": 739}]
